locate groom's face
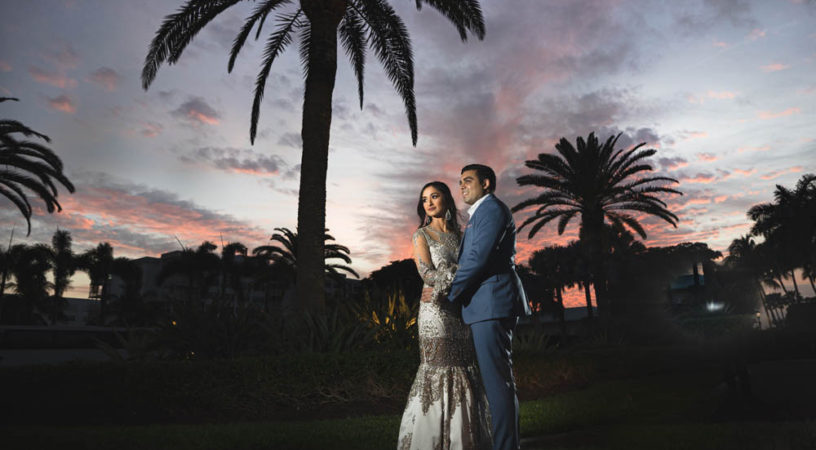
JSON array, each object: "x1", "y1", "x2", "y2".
[{"x1": 459, "y1": 170, "x2": 488, "y2": 205}]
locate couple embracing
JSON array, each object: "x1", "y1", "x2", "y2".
[{"x1": 398, "y1": 164, "x2": 532, "y2": 450}]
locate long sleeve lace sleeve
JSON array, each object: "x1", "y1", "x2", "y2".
[{"x1": 412, "y1": 229, "x2": 457, "y2": 302}]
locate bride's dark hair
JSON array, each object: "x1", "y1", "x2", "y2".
[{"x1": 416, "y1": 181, "x2": 462, "y2": 235}]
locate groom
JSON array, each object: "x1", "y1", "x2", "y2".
[{"x1": 448, "y1": 164, "x2": 532, "y2": 450}]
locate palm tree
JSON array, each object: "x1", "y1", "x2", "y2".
[
  {"x1": 77, "y1": 242, "x2": 114, "y2": 322},
  {"x1": 529, "y1": 245, "x2": 574, "y2": 339},
  {"x1": 253, "y1": 227, "x2": 359, "y2": 288},
  {"x1": 748, "y1": 173, "x2": 816, "y2": 298},
  {"x1": 513, "y1": 132, "x2": 682, "y2": 317},
  {"x1": 109, "y1": 256, "x2": 145, "y2": 325},
  {"x1": 7, "y1": 243, "x2": 54, "y2": 323},
  {"x1": 141, "y1": 0, "x2": 485, "y2": 311},
  {"x1": 565, "y1": 240, "x2": 594, "y2": 320},
  {"x1": 220, "y1": 241, "x2": 250, "y2": 304},
  {"x1": 1, "y1": 98, "x2": 75, "y2": 235},
  {"x1": 157, "y1": 241, "x2": 221, "y2": 304},
  {"x1": 48, "y1": 229, "x2": 77, "y2": 299}
]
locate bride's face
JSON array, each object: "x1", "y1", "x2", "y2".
[{"x1": 421, "y1": 186, "x2": 447, "y2": 219}]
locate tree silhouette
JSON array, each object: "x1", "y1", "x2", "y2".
[
  {"x1": 141, "y1": 0, "x2": 485, "y2": 310},
  {"x1": 748, "y1": 173, "x2": 816, "y2": 298},
  {"x1": 7, "y1": 243, "x2": 54, "y2": 323},
  {"x1": 513, "y1": 132, "x2": 682, "y2": 317},
  {"x1": 253, "y1": 227, "x2": 359, "y2": 289},
  {"x1": 157, "y1": 241, "x2": 220, "y2": 304},
  {"x1": 77, "y1": 243, "x2": 114, "y2": 322},
  {"x1": 1, "y1": 98, "x2": 75, "y2": 235}
]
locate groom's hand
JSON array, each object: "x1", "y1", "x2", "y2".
[{"x1": 420, "y1": 288, "x2": 433, "y2": 303}]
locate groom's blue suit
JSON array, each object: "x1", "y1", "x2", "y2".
[{"x1": 448, "y1": 193, "x2": 531, "y2": 450}]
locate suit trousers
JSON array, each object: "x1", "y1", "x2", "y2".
[{"x1": 470, "y1": 317, "x2": 520, "y2": 450}]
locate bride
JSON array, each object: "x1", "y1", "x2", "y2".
[{"x1": 397, "y1": 181, "x2": 492, "y2": 450}]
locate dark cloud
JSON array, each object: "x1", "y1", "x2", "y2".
[
  {"x1": 674, "y1": 0, "x2": 756, "y2": 32},
  {"x1": 658, "y1": 156, "x2": 689, "y2": 171},
  {"x1": 180, "y1": 147, "x2": 289, "y2": 176},
  {"x1": 171, "y1": 97, "x2": 221, "y2": 125}
]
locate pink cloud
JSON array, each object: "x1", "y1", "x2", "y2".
[
  {"x1": 761, "y1": 63, "x2": 790, "y2": 72},
  {"x1": 758, "y1": 107, "x2": 800, "y2": 119},
  {"x1": 761, "y1": 166, "x2": 803, "y2": 180},
  {"x1": 733, "y1": 168, "x2": 757, "y2": 177},
  {"x1": 748, "y1": 29, "x2": 766, "y2": 40},
  {"x1": 707, "y1": 90, "x2": 737, "y2": 99},
  {"x1": 45, "y1": 44, "x2": 80, "y2": 70},
  {"x1": 87, "y1": 67, "x2": 121, "y2": 91},
  {"x1": 737, "y1": 146, "x2": 770, "y2": 153},
  {"x1": 29, "y1": 66, "x2": 77, "y2": 88},
  {"x1": 713, "y1": 195, "x2": 729, "y2": 203},
  {"x1": 712, "y1": 41, "x2": 729, "y2": 48},
  {"x1": 0, "y1": 60, "x2": 11, "y2": 72},
  {"x1": 47, "y1": 95, "x2": 76, "y2": 113},
  {"x1": 53, "y1": 180, "x2": 272, "y2": 256},
  {"x1": 140, "y1": 122, "x2": 163, "y2": 138},
  {"x1": 678, "y1": 130, "x2": 708, "y2": 141},
  {"x1": 172, "y1": 97, "x2": 221, "y2": 126},
  {"x1": 697, "y1": 152, "x2": 718, "y2": 162},
  {"x1": 680, "y1": 172, "x2": 717, "y2": 184}
]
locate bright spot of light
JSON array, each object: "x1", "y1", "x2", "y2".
[{"x1": 706, "y1": 302, "x2": 725, "y2": 312}]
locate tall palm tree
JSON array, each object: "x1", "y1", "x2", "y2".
[
  {"x1": 141, "y1": 0, "x2": 485, "y2": 311},
  {"x1": 748, "y1": 173, "x2": 816, "y2": 298},
  {"x1": 77, "y1": 242, "x2": 114, "y2": 322},
  {"x1": 253, "y1": 226, "x2": 359, "y2": 286},
  {"x1": 1, "y1": 98, "x2": 75, "y2": 235},
  {"x1": 513, "y1": 132, "x2": 682, "y2": 317},
  {"x1": 49, "y1": 229, "x2": 77, "y2": 299}
]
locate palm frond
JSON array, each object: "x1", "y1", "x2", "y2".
[
  {"x1": 339, "y1": 8, "x2": 367, "y2": 109},
  {"x1": 606, "y1": 211, "x2": 647, "y2": 239},
  {"x1": 0, "y1": 184, "x2": 32, "y2": 235},
  {"x1": 228, "y1": 0, "x2": 291, "y2": 73},
  {"x1": 142, "y1": 0, "x2": 245, "y2": 89},
  {"x1": 0, "y1": 119, "x2": 51, "y2": 142},
  {"x1": 356, "y1": 0, "x2": 417, "y2": 144},
  {"x1": 250, "y1": 9, "x2": 302, "y2": 144},
  {"x1": 415, "y1": 0, "x2": 485, "y2": 41}
]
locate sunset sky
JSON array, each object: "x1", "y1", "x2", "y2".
[{"x1": 1, "y1": 0, "x2": 814, "y2": 303}]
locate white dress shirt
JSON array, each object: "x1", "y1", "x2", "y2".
[{"x1": 467, "y1": 193, "x2": 492, "y2": 220}]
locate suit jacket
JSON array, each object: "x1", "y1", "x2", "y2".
[{"x1": 448, "y1": 194, "x2": 532, "y2": 324}]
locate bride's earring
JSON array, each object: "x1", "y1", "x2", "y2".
[
  {"x1": 445, "y1": 209, "x2": 452, "y2": 222},
  {"x1": 425, "y1": 215, "x2": 432, "y2": 225}
]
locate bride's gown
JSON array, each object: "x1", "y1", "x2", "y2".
[{"x1": 398, "y1": 227, "x2": 492, "y2": 450}]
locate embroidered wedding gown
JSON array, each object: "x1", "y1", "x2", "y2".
[{"x1": 397, "y1": 227, "x2": 492, "y2": 450}]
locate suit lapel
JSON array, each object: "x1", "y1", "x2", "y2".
[{"x1": 458, "y1": 195, "x2": 493, "y2": 260}]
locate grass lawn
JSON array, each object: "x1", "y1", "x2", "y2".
[{"x1": 5, "y1": 371, "x2": 814, "y2": 450}]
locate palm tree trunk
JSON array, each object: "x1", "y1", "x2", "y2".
[
  {"x1": 296, "y1": 1, "x2": 344, "y2": 313},
  {"x1": 555, "y1": 286, "x2": 566, "y2": 342},
  {"x1": 776, "y1": 275, "x2": 789, "y2": 295},
  {"x1": 789, "y1": 269, "x2": 801, "y2": 299},
  {"x1": 583, "y1": 280, "x2": 593, "y2": 319}
]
